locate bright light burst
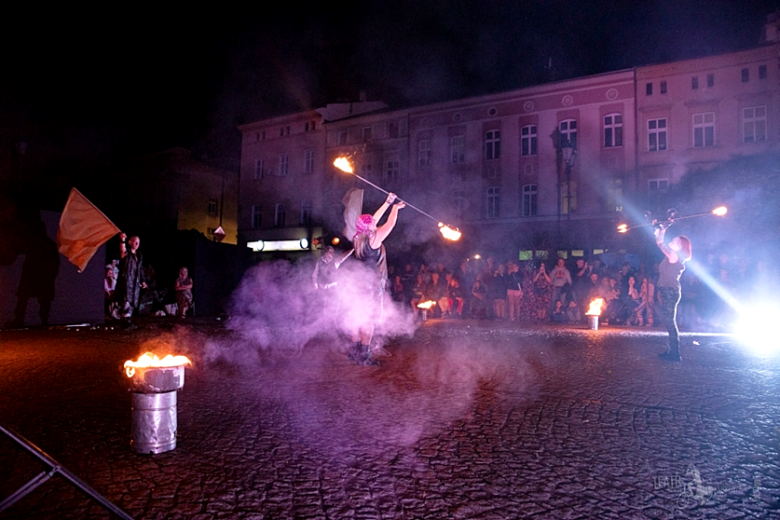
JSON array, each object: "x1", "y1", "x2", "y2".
[
  {"x1": 712, "y1": 206, "x2": 728, "y2": 216},
  {"x1": 732, "y1": 303, "x2": 780, "y2": 356}
]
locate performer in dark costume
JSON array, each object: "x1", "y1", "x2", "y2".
[
  {"x1": 654, "y1": 221, "x2": 692, "y2": 362},
  {"x1": 114, "y1": 233, "x2": 147, "y2": 326},
  {"x1": 342, "y1": 193, "x2": 405, "y2": 366}
]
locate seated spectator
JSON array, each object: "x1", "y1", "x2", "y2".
[
  {"x1": 551, "y1": 299, "x2": 569, "y2": 323},
  {"x1": 566, "y1": 300, "x2": 582, "y2": 323},
  {"x1": 471, "y1": 278, "x2": 488, "y2": 318},
  {"x1": 175, "y1": 267, "x2": 194, "y2": 318}
]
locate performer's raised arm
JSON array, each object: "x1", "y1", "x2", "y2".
[
  {"x1": 653, "y1": 221, "x2": 679, "y2": 264},
  {"x1": 370, "y1": 193, "x2": 405, "y2": 248}
]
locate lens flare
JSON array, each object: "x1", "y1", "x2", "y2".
[{"x1": 733, "y1": 303, "x2": 780, "y2": 356}]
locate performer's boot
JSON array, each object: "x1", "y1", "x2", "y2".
[
  {"x1": 658, "y1": 341, "x2": 681, "y2": 362},
  {"x1": 359, "y1": 344, "x2": 379, "y2": 366},
  {"x1": 348, "y1": 342, "x2": 361, "y2": 363}
]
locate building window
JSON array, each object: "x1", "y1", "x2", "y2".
[
  {"x1": 418, "y1": 139, "x2": 432, "y2": 166},
  {"x1": 277, "y1": 154, "x2": 289, "y2": 176},
  {"x1": 208, "y1": 198, "x2": 218, "y2": 216},
  {"x1": 707, "y1": 73, "x2": 714, "y2": 87},
  {"x1": 646, "y1": 83, "x2": 653, "y2": 95},
  {"x1": 485, "y1": 130, "x2": 501, "y2": 160},
  {"x1": 303, "y1": 150, "x2": 314, "y2": 174},
  {"x1": 759, "y1": 65, "x2": 767, "y2": 79},
  {"x1": 254, "y1": 159, "x2": 264, "y2": 179},
  {"x1": 453, "y1": 190, "x2": 465, "y2": 220},
  {"x1": 607, "y1": 179, "x2": 623, "y2": 212},
  {"x1": 660, "y1": 81, "x2": 667, "y2": 94},
  {"x1": 559, "y1": 119, "x2": 577, "y2": 149},
  {"x1": 338, "y1": 131, "x2": 347, "y2": 146},
  {"x1": 647, "y1": 118, "x2": 667, "y2": 152},
  {"x1": 450, "y1": 135, "x2": 465, "y2": 163},
  {"x1": 359, "y1": 154, "x2": 373, "y2": 178},
  {"x1": 486, "y1": 187, "x2": 500, "y2": 218},
  {"x1": 362, "y1": 126, "x2": 372, "y2": 142},
  {"x1": 388, "y1": 122, "x2": 399, "y2": 138},
  {"x1": 521, "y1": 125, "x2": 537, "y2": 156},
  {"x1": 384, "y1": 156, "x2": 400, "y2": 182},
  {"x1": 604, "y1": 114, "x2": 623, "y2": 148},
  {"x1": 522, "y1": 184, "x2": 537, "y2": 217},
  {"x1": 743, "y1": 106, "x2": 767, "y2": 143},
  {"x1": 648, "y1": 179, "x2": 668, "y2": 192},
  {"x1": 300, "y1": 201, "x2": 313, "y2": 225},
  {"x1": 693, "y1": 112, "x2": 715, "y2": 147},
  {"x1": 742, "y1": 68, "x2": 749, "y2": 82},
  {"x1": 692, "y1": 76, "x2": 699, "y2": 90},
  {"x1": 274, "y1": 204, "x2": 286, "y2": 227},
  {"x1": 560, "y1": 182, "x2": 577, "y2": 214},
  {"x1": 251, "y1": 205, "x2": 262, "y2": 228}
]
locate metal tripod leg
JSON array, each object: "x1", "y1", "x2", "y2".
[{"x1": 0, "y1": 423, "x2": 135, "y2": 519}]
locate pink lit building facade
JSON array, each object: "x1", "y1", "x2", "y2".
[{"x1": 238, "y1": 41, "x2": 779, "y2": 259}]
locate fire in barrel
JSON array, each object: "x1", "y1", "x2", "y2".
[
  {"x1": 417, "y1": 300, "x2": 436, "y2": 322},
  {"x1": 585, "y1": 298, "x2": 604, "y2": 330},
  {"x1": 124, "y1": 352, "x2": 192, "y2": 454}
]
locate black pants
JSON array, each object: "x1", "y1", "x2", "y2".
[{"x1": 657, "y1": 286, "x2": 681, "y2": 354}]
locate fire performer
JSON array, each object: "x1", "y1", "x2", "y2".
[
  {"x1": 653, "y1": 221, "x2": 692, "y2": 362},
  {"x1": 113, "y1": 233, "x2": 147, "y2": 327},
  {"x1": 344, "y1": 193, "x2": 405, "y2": 365}
]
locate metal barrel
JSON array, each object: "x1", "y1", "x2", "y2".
[
  {"x1": 131, "y1": 391, "x2": 177, "y2": 454},
  {"x1": 588, "y1": 315, "x2": 599, "y2": 330}
]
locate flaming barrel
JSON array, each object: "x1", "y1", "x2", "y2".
[{"x1": 125, "y1": 354, "x2": 191, "y2": 454}]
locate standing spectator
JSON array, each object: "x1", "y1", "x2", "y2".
[
  {"x1": 114, "y1": 233, "x2": 147, "y2": 325},
  {"x1": 175, "y1": 267, "x2": 194, "y2": 319},
  {"x1": 532, "y1": 262, "x2": 552, "y2": 321},
  {"x1": 549, "y1": 257, "x2": 572, "y2": 313},
  {"x1": 506, "y1": 261, "x2": 524, "y2": 322},
  {"x1": 491, "y1": 263, "x2": 507, "y2": 320},
  {"x1": 571, "y1": 258, "x2": 591, "y2": 320},
  {"x1": 105, "y1": 265, "x2": 116, "y2": 315}
]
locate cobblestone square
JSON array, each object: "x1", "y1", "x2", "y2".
[{"x1": 1, "y1": 320, "x2": 778, "y2": 519}]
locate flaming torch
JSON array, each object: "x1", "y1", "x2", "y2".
[
  {"x1": 585, "y1": 298, "x2": 604, "y2": 330},
  {"x1": 334, "y1": 157, "x2": 462, "y2": 241},
  {"x1": 417, "y1": 300, "x2": 437, "y2": 322},
  {"x1": 124, "y1": 352, "x2": 192, "y2": 454},
  {"x1": 618, "y1": 206, "x2": 728, "y2": 233}
]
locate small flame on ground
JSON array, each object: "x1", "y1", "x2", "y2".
[
  {"x1": 712, "y1": 206, "x2": 727, "y2": 216},
  {"x1": 438, "y1": 223, "x2": 462, "y2": 241},
  {"x1": 124, "y1": 352, "x2": 192, "y2": 378},
  {"x1": 585, "y1": 298, "x2": 604, "y2": 316},
  {"x1": 333, "y1": 157, "x2": 353, "y2": 173},
  {"x1": 417, "y1": 300, "x2": 436, "y2": 309},
  {"x1": 617, "y1": 223, "x2": 628, "y2": 233}
]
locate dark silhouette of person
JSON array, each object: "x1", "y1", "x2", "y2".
[{"x1": 10, "y1": 220, "x2": 60, "y2": 327}]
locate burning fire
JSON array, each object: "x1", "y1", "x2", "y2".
[
  {"x1": 712, "y1": 206, "x2": 727, "y2": 216},
  {"x1": 124, "y1": 352, "x2": 192, "y2": 378},
  {"x1": 438, "y1": 223, "x2": 462, "y2": 241},
  {"x1": 617, "y1": 223, "x2": 628, "y2": 234},
  {"x1": 333, "y1": 157, "x2": 353, "y2": 173},
  {"x1": 585, "y1": 298, "x2": 604, "y2": 316},
  {"x1": 417, "y1": 300, "x2": 436, "y2": 309}
]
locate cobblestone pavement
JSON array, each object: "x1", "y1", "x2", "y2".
[{"x1": 1, "y1": 318, "x2": 779, "y2": 519}]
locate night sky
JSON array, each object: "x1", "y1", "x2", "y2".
[{"x1": 1, "y1": 0, "x2": 778, "y2": 174}]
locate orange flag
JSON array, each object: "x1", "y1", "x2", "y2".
[{"x1": 57, "y1": 188, "x2": 120, "y2": 272}]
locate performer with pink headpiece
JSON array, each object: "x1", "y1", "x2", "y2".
[{"x1": 340, "y1": 192, "x2": 405, "y2": 366}]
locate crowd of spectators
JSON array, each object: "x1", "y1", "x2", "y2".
[{"x1": 386, "y1": 251, "x2": 779, "y2": 331}]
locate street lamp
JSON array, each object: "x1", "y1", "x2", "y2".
[{"x1": 561, "y1": 140, "x2": 576, "y2": 220}]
